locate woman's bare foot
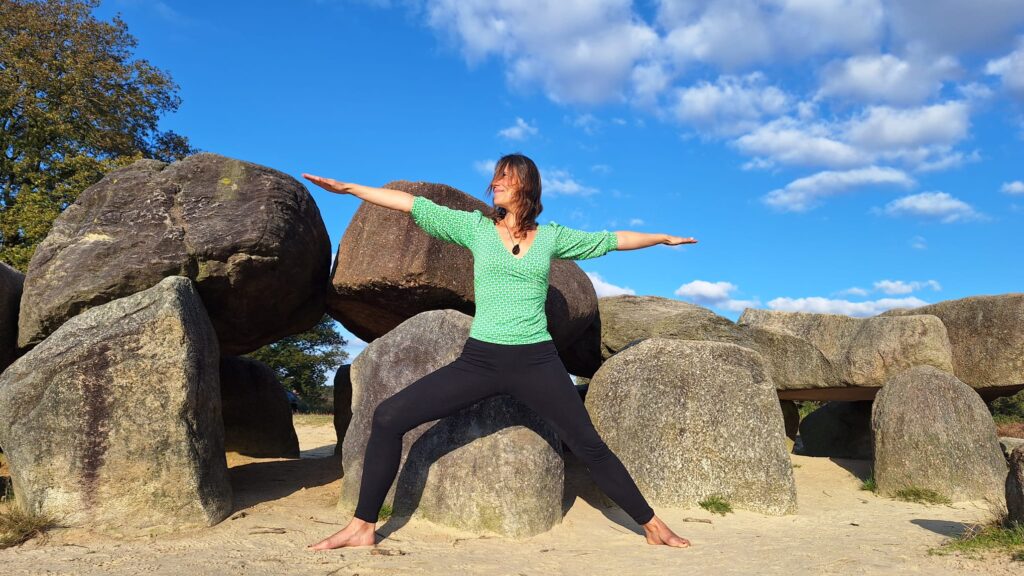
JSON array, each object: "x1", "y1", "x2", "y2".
[
  {"x1": 642, "y1": 514, "x2": 691, "y2": 548},
  {"x1": 307, "y1": 517, "x2": 377, "y2": 551}
]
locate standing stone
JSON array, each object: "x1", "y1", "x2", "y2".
[
  {"x1": 220, "y1": 356, "x2": 299, "y2": 458},
  {"x1": 586, "y1": 338, "x2": 797, "y2": 515},
  {"x1": 780, "y1": 400, "x2": 799, "y2": 441},
  {"x1": 0, "y1": 276, "x2": 231, "y2": 532},
  {"x1": 1007, "y1": 446, "x2": 1024, "y2": 525},
  {"x1": 871, "y1": 365, "x2": 1007, "y2": 502},
  {"x1": 797, "y1": 401, "x2": 873, "y2": 459},
  {"x1": 339, "y1": 309, "x2": 564, "y2": 536},
  {"x1": 17, "y1": 153, "x2": 331, "y2": 355},
  {"x1": 0, "y1": 262, "x2": 24, "y2": 371}
]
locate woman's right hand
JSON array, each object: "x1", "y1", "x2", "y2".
[{"x1": 302, "y1": 173, "x2": 351, "y2": 195}]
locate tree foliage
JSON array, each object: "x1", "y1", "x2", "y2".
[
  {"x1": 0, "y1": 0, "x2": 195, "y2": 271},
  {"x1": 245, "y1": 315, "x2": 349, "y2": 411}
]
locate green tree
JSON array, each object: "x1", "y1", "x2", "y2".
[
  {"x1": 0, "y1": 0, "x2": 195, "y2": 271},
  {"x1": 245, "y1": 315, "x2": 349, "y2": 412}
]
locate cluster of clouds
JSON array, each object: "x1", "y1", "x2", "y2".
[
  {"x1": 666, "y1": 276, "x2": 941, "y2": 317},
  {"x1": 585, "y1": 271, "x2": 944, "y2": 317},
  {"x1": 410, "y1": 0, "x2": 1024, "y2": 219}
]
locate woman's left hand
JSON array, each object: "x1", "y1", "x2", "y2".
[{"x1": 663, "y1": 235, "x2": 698, "y2": 245}]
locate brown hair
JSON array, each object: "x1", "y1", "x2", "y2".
[{"x1": 485, "y1": 153, "x2": 543, "y2": 236}]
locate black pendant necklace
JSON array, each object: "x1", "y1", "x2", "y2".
[{"x1": 500, "y1": 212, "x2": 521, "y2": 255}]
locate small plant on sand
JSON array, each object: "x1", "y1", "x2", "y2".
[
  {"x1": 0, "y1": 503, "x2": 57, "y2": 549},
  {"x1": 893, "y1": 486, "x2": 951, "y2": 505},
  {"x1": 379, "y1": 503, "x2": 393, "y2": 522},
  {"x1": 930, "y1": 502, "x2": 1024, "y2": 560},
  {"x1": 860, "y1": 474, "x2": 877, "y2": 492},
  {"x1": 699, "y1": 495, "x2": 733, "y2": 515}
]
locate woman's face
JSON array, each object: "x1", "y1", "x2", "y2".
[{"x1": 492, "y1": 164, "x2": 521, "y2": 211}]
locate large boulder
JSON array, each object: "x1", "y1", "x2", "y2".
[
  {"x1": 599, "y1": 296, "x2": 839, "y2": 390},
  {"x1": 585, "y1": 338, "x2": 797, "y2": 515},
  {"x1": 0, "y1": 276, "x2": 231, "y2": 532},
  {"x1": 0, "y1": 262, "x2": 24, "y2": 371},
  {"x1": 797, "y1": 401, "x2": 873, "y2": 459},
  {"x1": 339, "y1": 309, "x2": 564, "y2": 536},
  {"x1": 327, "y1": 181, "x2": 597, "y2": 358},
  {"x1": 881, "y1": 294, "x2": 1024, "y2": 387},
  {"x1": 17, "y1": 153, "x2": 331, "y2": 355},
  {"x1": 1008, "y1": 446, "x2": 1024, "y2": 526},
  {"x1": 220, "y1": 356, "x2": 299, "y2": 458},
  {"x1": 871, "y1": 366, "x2": 1007, "y2": 503},
  {"x1": 739, "y1": 309, "x2": 953, "y2": 387}
]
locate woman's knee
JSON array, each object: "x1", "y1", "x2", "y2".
[
  {"x1": 568, "y1": 431, "x2": 612, "y2": 463},
  {"x1": 370, "y1": 400, "x2": 406, "y2": 433}
]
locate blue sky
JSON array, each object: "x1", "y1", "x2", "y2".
[{"x1": 94, "y1": 1, "x2": 1024, "y2": 365}]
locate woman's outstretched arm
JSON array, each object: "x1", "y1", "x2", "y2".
[
  {"x1": 614, "y1": 231, "x2": 698, "y2": 250},
  {"x1": 302, "y1": 174, "x2": 414, "y2": 212}
]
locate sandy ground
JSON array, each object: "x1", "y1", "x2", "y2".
[{"x1": 0, "y1": 421, "x2": 1018, "y2": 576}]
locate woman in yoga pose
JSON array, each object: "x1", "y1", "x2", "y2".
[{"x1": 303, "y1": 153, "x2": 697, "y2": 550}]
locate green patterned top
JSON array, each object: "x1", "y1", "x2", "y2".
[{"x1": 410, "y1": 195, "x2": 618, "y2": 345}]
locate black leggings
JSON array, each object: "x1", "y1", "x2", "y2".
[{"x1": 353, "y1": 336, "x2": 655, "y2": 526}]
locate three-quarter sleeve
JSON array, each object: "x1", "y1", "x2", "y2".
[
  {"x1": 550, "y1": 221, "x2": 618, "y2": 260},
  {"x1": 410, "y1": 195, "x2": 483, "y2": 249}
]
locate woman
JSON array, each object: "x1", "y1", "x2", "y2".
[{"x1": 302, "y1": 154, "x2": 697, "y2": 550}]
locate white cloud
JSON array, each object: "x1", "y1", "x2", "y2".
[
  {"x1": 542, "y1": 169, "x2": 598, "y2": 196},
  {"x1": 674, "y1": 280, "x2": 759, "y2": 312},
  {"x1": 586, "y1": 272, "x2": 635, "y2": 297},
  {"x1": 1002, "y1": 180, "x2": 1024, "y2": 194},
  {"x1": 873, "y1": 279, "x2": 942, "y2": 295},
  {"x1": 658, "y1": 0, "x2": 884, "y2": 69},
  {"x1": 911, "y1": 235, "x2": 928, "y2": 250},
  {"x1": 844, "y1": 101, "x2": 970, "y2": 152},
  {"x1": 473, "y1": 158, "x2": 496, "y2": 177},
  {"x1": 817, "y1": 54, "x2": 959, "y2": 105},
  {"x1": 880, "y1": 191, "x2": 983, "y2": 223},
  {"x1": 426, "y1": 0, "x2": 658, "y2": 104},
  {"x1": 837, "y1": 287, "x2": 869, "y2": 297},
  {"x1": 736, "y1": 117, "x2": 866, "y2": 168},
  {"x1": 570, "y1": 113, "x2": 602, "y2": 135},
  {"x1": 590, "y1": 164, "x2": 612, "y2": 175},
  {"x1": 762, "y1": 166, "x2": 915, "y2": 212},
  {"x1": 498, "y1": 117, "x2": 538, "y2": 140},
  {"x1": 888, "y1": 0, "x2": 1024, "y2": 53},
  {"x1": 986, "y1": 40, "x2": 1024, "y2": 96},
  {"x1": 671, "y1": 73, "x2": 790, "y2": 135},
  {"x1": 766, "y1": 296, "x2": 928, "y2": 317},
  {"x1": 628, "y1": 218, "x2": 644, "y2": 226}
]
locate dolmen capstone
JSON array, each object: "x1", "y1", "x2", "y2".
[
  {"x1": 881, "y1": 294, "x2": 1024, "y2": 388},
  {"x1": 739, "y1": 308, "x2": 952, "y2": 389},
  {"x1": 597, "y1": 295, "x2": 838, "y2": 392},
  {"x1": 326, "y1": 181, "x2": 601, "y2": 376},
  {"x1": 339, "y1": 309, "x2": 564, "y2": 536},
  {"x1": 0, "y1": 276, "x2": 231, "y2": 533},
  {"x1": 0, "y1": 261, "x2": 24, "y2": 371},
  {"x1": 585, "y1": 338, "x2": 798, "y2": 515},
  {"x1": 220, "y1": 356, "x2": 299, "y2": 458},
  {"x1": 871, "y1": 366, "x2": 1007, "y2": 503},
  {"x1": 17, "y1": 152, "x2": 331, "y2": 356}
]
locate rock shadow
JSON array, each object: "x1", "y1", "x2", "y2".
[
  {"x1": 911, "y1": 518, "x2": 976, "y2": 538},
  {"x1": 228, "y1": 447, "x2": 341, "y2": 511}
]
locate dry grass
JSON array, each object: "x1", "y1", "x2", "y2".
[
  {"x1": 0, "y1": 503, "x2": 57, "y2": 549},
  {"x1": 997, "y1": 422, "x2": 1024, "y2": 439},
  {"x1": 930, "y1": 500, "x2": 1024, "y2": 561}
]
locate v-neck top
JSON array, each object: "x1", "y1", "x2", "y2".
[{"x1": 410, "y1": 195, "x2": 618, "y2": 345}]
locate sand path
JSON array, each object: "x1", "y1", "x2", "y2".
[{"x1": 0, "y1": 421, "x2": 1016, "y2": 575}]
